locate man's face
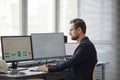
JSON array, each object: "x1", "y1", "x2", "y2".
[{"x1": 69, "y1": 23, "x2": 79, "y2": 40}]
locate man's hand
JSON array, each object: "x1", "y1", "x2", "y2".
[
  {"x1": 46, "y1": 63, "x2": 56, "y2": 67},
  {"x1": 37, "y1": 65, "x2": 48, "y2": 72},
  {"x1": 37, "y1": 63, "x2": 56, "y2": 72}
]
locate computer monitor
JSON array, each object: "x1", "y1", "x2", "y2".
[
  {"x1": 65, "y1": 43, "x2": 78, "y2": 56},
  {"x1": 1, "y1": 36, "x2": 33, "y2": 69},
  {"x1": 31, "y1": 33, "x2": 66, "y2": 60}
]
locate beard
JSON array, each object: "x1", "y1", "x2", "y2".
[{"x1": 71, "y1": 36, "x2": 79, "y2": 40}]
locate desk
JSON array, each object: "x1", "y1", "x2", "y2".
[
  {"x1": 0, "y1": 67, "x2": 66, "y2": 80},
  {"x1": 0, "y1": 62, "x2": 106, "y2": 80}
]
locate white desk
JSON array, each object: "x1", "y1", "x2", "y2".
[
  {"x1": 0, "y1": 66, "x2": 66, "y2": 80},
  {"x1": 0, "y1": 62, "x2": 107, "y2": 80}
]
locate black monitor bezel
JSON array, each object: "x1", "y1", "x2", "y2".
[{"x1": 1, "y1": 36, "x2": 33, "y2": 63}]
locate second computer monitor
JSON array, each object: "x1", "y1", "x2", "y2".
[
  {"x1": 1, "y1": 36, "x2": 33, "y2": 62},
  {"x1": 31, "y1": 33, "x2": 66, "y2": 60}
]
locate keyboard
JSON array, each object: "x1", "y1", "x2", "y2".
[
  {"x1": 8, "y1": 67, "x2": 28, "y2": 71},
  {"x1": 18, "y1": 59, "x2": 65, "y2": 68},
  {"x1": 29, "y1": 69, "x2": 40, "y2": 72},
  {"x1": 18, "y1": 61, "x2": 42, "y2": 67}
]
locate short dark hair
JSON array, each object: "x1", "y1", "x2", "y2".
[{"x1": 70, "y1": 18, "x2": 86, "y2": 34}]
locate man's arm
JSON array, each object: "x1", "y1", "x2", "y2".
[{"x1": 48, "y1": 43, "x2": 90, "y2": 72}]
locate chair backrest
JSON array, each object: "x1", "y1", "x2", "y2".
[{"x1": 92, "y1": 64, "x2": 97, "y2": 80}]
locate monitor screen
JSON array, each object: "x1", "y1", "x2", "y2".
[
  {"x1": 1, "y1": 36, "x2": 33, "y2": 63},
  {"x1": 65, "y1": 43, "x2": 78, "y2": 56},
  {"x1": 31, "y1": 33, "x2": 66, "y2": 60}
]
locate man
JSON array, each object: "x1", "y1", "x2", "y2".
[{"x1": 38, "y1": 18, "x2": 98, "y2": 80}]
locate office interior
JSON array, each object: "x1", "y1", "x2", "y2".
[{"x1": 0, "y1": 0, "x2": 120, "y2": 80}]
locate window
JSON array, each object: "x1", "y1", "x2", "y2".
[
  {"x1": 0, "y1": 0, "x2": 19, "y2": 57},
  {"x1": 59, "y1": 0, "x2": 78, "y2": 42},
  {"x1": 28, "y1": 0, "x2": 56, "y2": 34},
  {"x1": 78, "y1": 0, "x2": 115, "y2": 79},
  {"x1": 79, "y1": 0, "x2": 113, "y2": 41},
  {"x1": 0, "y1": 0, "x2": 19, "y2": 36}
]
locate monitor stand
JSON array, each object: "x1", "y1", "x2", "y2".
[
  {"x1": 9, "y1": 62, "x2": 27, "y2": 75},
  {"x1": 11, "y1": 62, "x2": 18, "y2": 69}
]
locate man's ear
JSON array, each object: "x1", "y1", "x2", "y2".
[{"x1": 77, "y1": 27, "x2": 82, "y2": 33}]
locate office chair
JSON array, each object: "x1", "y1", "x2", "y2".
[{"x1": 92, "y1": 64, "x2": 97, "y2": 80}]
